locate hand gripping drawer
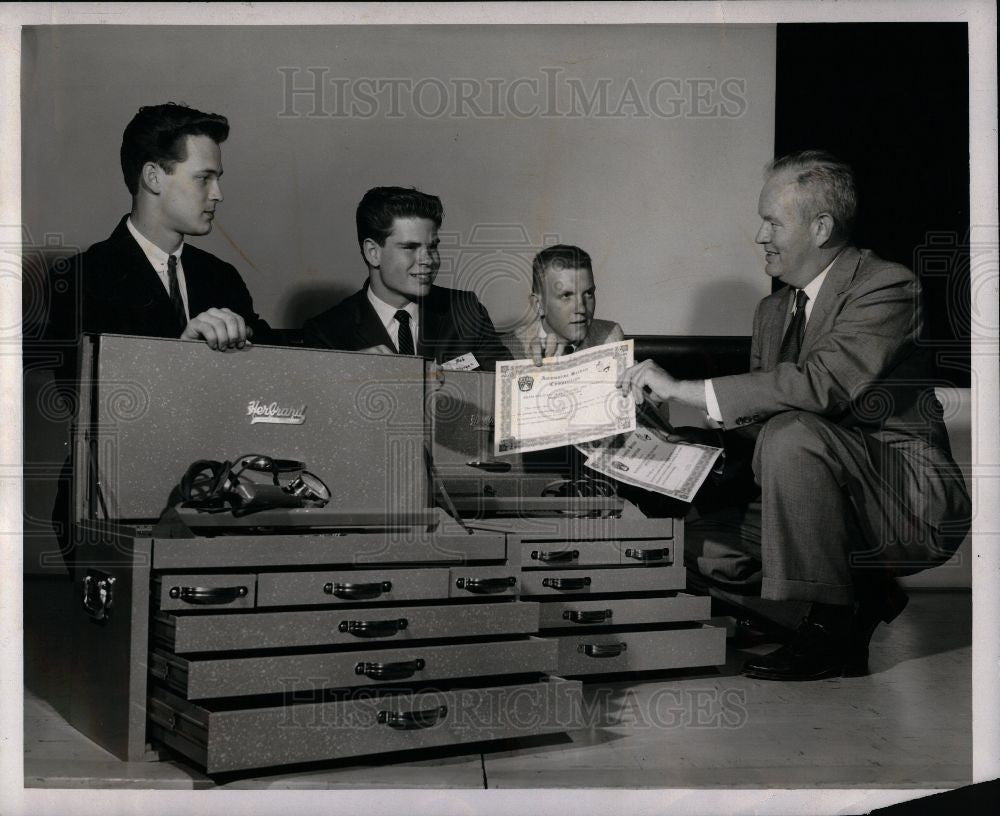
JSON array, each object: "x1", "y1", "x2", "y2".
[
  {"x1": 154, "y1": 601, "x2": 540, "y2": 652},
  {"x1": 150, "y1": 636, "x2": 558, "y2": 699},
  {"x1": 519, "y1": 565, "x2": 686, "y2": 596},
  {"x1": 148, "y1": 676, "x2": 584, "y2": 774},
  {"x1": 553, "y1": 625, "x2": 726, "y2": 676},
  {"x1": 256, "y1": 568, "x2": 448, "y2": 606},
  {"x1": 538, "y1": 593, "x2": 712, "y2": 629}
]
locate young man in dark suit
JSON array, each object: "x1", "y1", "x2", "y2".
[
  {"x1": 617, "y1": 151, "x2": 970, "y2": 680},
  {"x1": 47, "y1": 102, "x2": 270, "y2": 353},
  {"x1": 301, "y1": 187, "x2": 508, "y2": 371},
  {"x1": 44, "y1": 103, "x2": 271, "y2": 572}
]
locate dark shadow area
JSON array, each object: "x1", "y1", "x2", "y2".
[{"x1": 776, "y1": 22, "x2": 970, "y2": 387}]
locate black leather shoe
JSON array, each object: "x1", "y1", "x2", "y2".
[
  {"x1": 742, "y1": 616, "x2": 850, "y2": 681},
  {"x1": 843, "y1": 578, "x2": 909, "y2": 677}
]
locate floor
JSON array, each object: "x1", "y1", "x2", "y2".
[{"x1": 23, "y1": 590, "x2": 971, "y2": 790}]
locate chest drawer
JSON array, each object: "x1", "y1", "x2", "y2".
[
  {"x1": 153, "y1": 574, "x2": 257, "y2": 611},
  {"x1": 448, "y1": 565, "x2": 519, "y2": 598},
  {"x1": 537, "y1": 593, "x2": 711, "y2": 629},
  {"x1": 519, "y1": 565, "x2": 686, "y2": 596},
  {"x1": 150, "y1": 636, "x2": 557, "y2": 699},
  {"x1": 521, "y1": 541, "x2": 623, "y2": 567},
  {"x1": 552, "y1": 625, "x2": 725, "y2": 676},
  {"x1": 148, "y1": 676, "x2": 583, "y2": 774},
  {"x1": 154, "y1": 601, "x2": 540, "y2": 652},
  {"x1": 256, "y1": 568, "x2": 448, "y2": 606}
]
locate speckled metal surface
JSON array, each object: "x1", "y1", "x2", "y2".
[
  {"x1": 553, "y1": 626, "x2": 726, "y2": 676},
  {"x1": 150, "y1": 677, "x2": 584, "y2": 774},
  {"x1": 536, "y1": 593, "x2": 711, "y2": 629},
  {"x1": 83, "y1": 335, "x2": 429, "y2": 522},
  {"x1": 255, "y1": 567, "x2": 447, "y2": 607},
  {"x1": 158, "y1": 601, "x2": 541, "y2": 653},
  {"x1": 519, "y1": 565, "x2": 687, "y2": 596},
  {"x1": 150, "y1": 529, "x2": 506, "y2": 570},
  {"x1": 153, "y1": 636, "x2": 558, "y2": 699}
]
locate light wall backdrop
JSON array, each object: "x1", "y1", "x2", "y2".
[{"x1": 21, "y1": 24, "x2": 776, "y2": 334}]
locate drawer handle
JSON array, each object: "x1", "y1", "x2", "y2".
[
  {"x1": 563, "y1": 609, "x2": 613, "y2": 624},
  {"x1": 168, "y1": 585, "x2": 248, "y2": 605},
  {"x1": 531, "y1": 549, "x2": 579, "y2": 562},
  {"x1": 324, "y1": 580, "x2": 392, "y2": 599},
  {"x1": 578, "y1": 643, "x2": 628, "y2": 658},
  {"x1": 338, "y1": 618, "x2": 408, "y2": 637},
  {"x1": 355, "y1": 658, "x2": 426, "y2": 680},
  {"x1": 542, "y1": 577, "x2": 591, "y2": 590},
  {"x1": 624, "y1": 547, "x2": 668, "y2": 562},
  {"x1": 377, "y1": 705, "x2": 448, "y2": 730},
  {"x1": 455, "y1": 576, "x2": 516, "y2": 594}
]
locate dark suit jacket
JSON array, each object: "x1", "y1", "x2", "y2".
[
  {"x1": 46, "y1": 215, "x2": 270, "y2": 350},
  {"x1": 301, "y1": 282, "x2": 510, "y2": 371}
]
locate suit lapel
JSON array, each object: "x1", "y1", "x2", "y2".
[
  {"x1": 761, "y1": 289, "x2": 792, "y2": 370},
  {"x1": 800, "y1": 246, "x2": 861, "y2": 357},
  {"x1": 351, "y1": 285, "x2": 397, "y2": 351},
  {"x1": 109, "y1": 218, "x2": 179, "y2": 332}
]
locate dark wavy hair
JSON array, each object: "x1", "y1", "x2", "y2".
[
  {"x1": 356, "y1": 187, "x2": 443, "y2": 253},
  {"x1": 120, "y1": 103, "x2": 229, "y2": 196}
]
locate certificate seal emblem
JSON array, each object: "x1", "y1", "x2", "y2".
[{"x1": 517, "y1": 375, "x2": 534, "y2": 392}]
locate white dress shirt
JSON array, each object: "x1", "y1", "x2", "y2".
[
  {"x1": 704, "y1": 258, "x2": 836, "y2": 424},
  {"x1": 366, "y1": 286, "x2": 420, "y2": 353},
  {"x1": 126, "y1": 217, "x2": 189, "y2": 321}
]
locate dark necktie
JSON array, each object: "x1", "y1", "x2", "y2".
[
  {"x1": 777, "y1": 289, "x2": 809, "y2": 364},
  {"x1": 167, "y1": 255, "x2": 187, "y2": 334},
  {"x1": 395, "y1": 309, "x2": 414, "y2": 355}
]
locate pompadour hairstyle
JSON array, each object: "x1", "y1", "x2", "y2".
[
  {"x1": 356, "y1": 187, "x2": 444, "y2": 252},
  {"x1": 120, "y1": 103, "x2": 229, "y2": 196}
]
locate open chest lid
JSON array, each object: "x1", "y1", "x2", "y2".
[
  {"x1": 73, "y1": 335, "x2": 432, "y2": 527},
  {"x1": 430, "y1": 367, "x2": 623, "y2": 518}
]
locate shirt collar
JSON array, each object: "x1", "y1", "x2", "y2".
[
  {"x1": 366, "y1": 284, "x2": 418, "y2": 328},
  {"x1": 795, "y1": 252, "x2": 840, "y2": 307},
  {"x1": 126, "y1": 217, "x2": 184, "y2": 269}
]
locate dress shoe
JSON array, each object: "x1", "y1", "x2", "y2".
[
  {"x1": 843, "y1": 578, "x2": 909, "y2": 677},
  {"x1": 742, "y1": 606, "x2": 851, "y2": 681}
]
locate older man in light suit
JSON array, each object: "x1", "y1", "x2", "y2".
[
  {"x1": 502, "y1": 244, "x2": 624, "y2": 364},
  {"x1": 617, "y1": 151, "x2": 970, "y2": 681}
]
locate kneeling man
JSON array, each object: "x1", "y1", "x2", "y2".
[{"x1": 617, "y1": 150, "x2": 970, "y2": 680}]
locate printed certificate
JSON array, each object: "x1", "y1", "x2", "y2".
[
  {"x1": 494, "y1": 340, "x2": 636, "y2": 455},
  {"x1": 577, "y1": 425, "x2": 722, "y2": 503}
]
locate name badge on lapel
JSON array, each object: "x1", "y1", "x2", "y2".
[{"x1": 441, "y1": 352, "x2": 480, "y2": 371}]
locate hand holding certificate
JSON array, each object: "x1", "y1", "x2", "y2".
[{"x1": 494, "y1": 340, "x2": 637, "y2": 455}]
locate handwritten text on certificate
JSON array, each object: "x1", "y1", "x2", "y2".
[{"x1": 494, "y1": 340, "x2": 636, "y2": 455}]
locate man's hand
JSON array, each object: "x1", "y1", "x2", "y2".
[
  {"x1": 616, "y1": 359, "x2": 678, "y2": 405},
  {"x1": 617, "y1": 360, "x2": 707, "y2": 410},
  {"x1": 359, "y1": 344, "x2": 395, "y2": 355},
  {"x1": 529, "y1": 334, "x2": 570, "y2": 366},
  {"x1": 181, "y1": 307, "x2": 251, "y2": 350}
]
